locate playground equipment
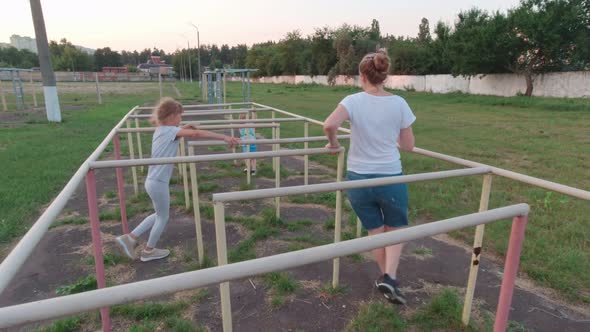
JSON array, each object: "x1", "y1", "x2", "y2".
[
  {"x1": 0, "y1": 67, "x2": 37, "y2": 111},
  {"x1": 0, "y1": 101, "x2": 588, "y2": 332},
  {"x1": 202, "y1": 68, "x2": 258, "y2": 104}
]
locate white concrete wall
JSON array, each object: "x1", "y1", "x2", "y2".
[{"x1": 234, "y1": 71, "x2": 590, "y2": 98}]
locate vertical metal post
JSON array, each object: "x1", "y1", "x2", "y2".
[
  {"x1": 246, "y1": 71, "x2": 251, "y2": 103},
  {"x1": 10, "y1": 71, "x2": 21, "y2": 112},
  {"x1": 95, "y1": 72, "x2": 102, "y2": 104},
  {"x1": 113, "y1": 135, "x2": 129, "y2": 234},
  {"x1": 180, "y1": 137, "x2": 190, "y2": 210},
  {"x1": 134, "y1": 118, "x2": 143, "y2": 173},
  {"x1": 462, "y1": 174, "x2": 493, "y2": 325},
  {"x1": 275, "y1": 127, "x2": 281, "y2": 219},
  {"x1": 126, "y1": 120, "x2": 139, "y2": 195},
  {"x1": 493, "y1": 215, "x2": 529, "y2": 332},
  {"x1": 223, "y1": 72, "x2": 227, "y2": 104},
  {"x1": 188, "y1": 146, "x2": 204, "y2": 264},
  {"x1": 304, "y1": 121, "x2": 309, "y2": 186},
  {"x1": 30, "y1": 71, "x2": 38, "y2": 108},
  {"x1": 214, "y1": 202, "x2": 232, "y2": 332},
  {"x1": 16, "y1": 71, "x2": 25, "y2": 111},
  {"x1": 158, "y1": 73, "x2": 163, "y2": 99},
  {"x1": 85, "y1": 170, "x2": 111, "y2": 332},
  {"x1": 241, "y1": 72, "x2": 245, "y2": 103},
  {"x1": 0, "y1": 79, "x2": 7, "y2": 111},
  {"x1": 332, "y1": 149, "x2": 345, "y2": 288}
]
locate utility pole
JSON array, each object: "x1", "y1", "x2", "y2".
[
  {"x1": 187, "y1": 41, "x2": 193, "y2": 83},
  {"x1": 190, "y1": 23, "x2": 201, "y2": 87},
  {"x1": 29, "y1": 0, "x2": 61, "y2": 122}
]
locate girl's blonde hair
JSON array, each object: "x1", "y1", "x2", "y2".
[{"x1": 150, "y1": 97, "x2": 183, "y2": 125}]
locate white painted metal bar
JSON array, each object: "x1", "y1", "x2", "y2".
[
  {"x1": 188, "y1": 146, "x2": 204, "y2": 265},
  {"x1": 0, "y1": 204, "x2": 529, "y2": 329},
  {"x1": 181, "y1": 117, "x2": 306, "y2": 126},
  {"x1": 462, "y1": 174, "x2": 493, "y2": 324},
  {"x1": 135, "y1": 102, "x2": 253, "y2": 112},
  {"x1": 128, "y1": 110, "x2": 250, "y2": 119},
  {"x1": 332, "y1": 150, "x2": 345, "y2": 287},
  {"x1": 117, "y1": 123, "x2": 278, "y2": 133},
  {"x1": 89, "y1": 147, "x2": 344, "y2": 170},
  {"x1": 126, "y1": 120, "x2": 139, "y2": 195},
  {"x1": 214, "y1": 167, "x2": 491, "y2": 202},
  {"x1": 187, "y1": 135, "x2": 351, "y2": 147},
  {"x1": 0, "y1": 106, "x2": 140, "y2": 294}
]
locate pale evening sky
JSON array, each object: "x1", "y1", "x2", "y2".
[{"x1": 2, "y1": 0, "x2": 520, "y2": 53}]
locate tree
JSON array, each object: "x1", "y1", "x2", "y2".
[
  {"x1": 48, "y1": 38, "x2": 93, "y2": 71},
  {"x1": 94, "y1": 47, "x2": 122, "y2": 70},
  {"x1": 278, "y1": 30, "x2": 306, "y2": 74},
  {"x1": 506, "y1": 0, "x2": 590, "y2": 95},
  {"x1": 310, "y1": 27, "x2": 337, "y2": 75},
  {"x1": 418, "y1": 18, "x2": 432, "y2": 43},
  {"x1": 0, "y1": 47, "x2": 39, "y2": 68}
]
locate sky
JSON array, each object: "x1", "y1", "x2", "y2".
[{"x1": 2, "y1": 0, "x2": 521, "y2": 53}]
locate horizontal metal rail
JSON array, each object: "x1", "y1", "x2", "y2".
[
  {"x1": 213, "y1": 167, "x2": 491, "y2": 202},
  {"x1": 0, "y1": 106, "x2": 140, "y2": 294},
  {"x1": 116, "y1": 123, "x2": 279, "y2": 133},
  {"x1": 181, "y1": 117, "x2": 306, "y2": 125},
  {"x1": 135, "y1": 102, "x2": 253, "y2": 111},
  {"x1": 89, "y1": 147, "x2": 344, "y2": 169},
  {"x1": 187, "y1": 135, "x2": 351, "y2": 147},
  {"x1": 0, "y1": 204, "x2": 529, "y2": 328},
  {"x1": 253, "y1": 102, "x2": 590, "y2": 202},
  {"x1": 129, "y1": 108, "x2": 272, "y2": 119},
  {"x1": 129, "y1": 110, "x2": 251, "y2": 118}
]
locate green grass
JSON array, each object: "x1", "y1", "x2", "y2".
[
  {"x1": 112, "y1": 300, "x2": 188, "y2": 320},
  {"x1": 50, "y1": 217, "x2": 88, "y2": 228},
  {"x1": 34, "y1": 316, "x2": 84, "y2": 332},
  {"x1": 290, "y1": 192, "x2": 337, "y2": 208},
  {"x1": 344, "y1": 301, "x2": 407, "y2": 332},
  {"x1": 264, "y1": 272, "x2": 298, "y2": 296},
  {"x1": 55, "y1": 275, "x2": 97, "y2": 295}
]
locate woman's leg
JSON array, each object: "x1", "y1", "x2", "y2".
[
  {"x1": 383, "y1": 226, "x2": 404, "y2": 278},
  {"x1": 368, "y1": 226, "x2": 386, "y2": 273}
]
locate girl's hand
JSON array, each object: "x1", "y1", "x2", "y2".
[{"x1": 224, "y1": 136, "x2": 240, "y2": 148}]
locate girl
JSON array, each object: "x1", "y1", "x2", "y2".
[
  {"x1": 323, "y1": 50, "x2": 416, "y2": 304},
  {"x1": 238, "y1": 112, "x2": 257, "y2": 175},
  {"x1": 116, "y1": 97, "x2": 240, "y2": 262}
]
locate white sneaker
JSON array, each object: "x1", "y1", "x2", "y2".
[
  {"x1": 140, "y1": 248, "x2": 170, "y2": 262},
  {"x1": 115, "y1": 234, "x2": 137, "y2": 259}
]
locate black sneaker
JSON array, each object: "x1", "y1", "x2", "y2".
[
  {"x1": 251, "y1": 170, "x2": 257, "y2": 176},
  {"x1": 376, "y1": 274, "x2": 407, "y2": 305}
]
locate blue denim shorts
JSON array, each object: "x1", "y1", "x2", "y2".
[
  {"x1": 242, "y1": 144, "x2": 257, "y2": 153},
  {"x1": 346, "y1": 171, "x2": 409, "y2": 230}
]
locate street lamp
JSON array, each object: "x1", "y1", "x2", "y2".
[{"x1": 189, "y1": 23, "x2": 201, "y2": 87}]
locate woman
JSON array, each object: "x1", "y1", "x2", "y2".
[{"x1": 323, "y1": 50, "x2": 416, "y2": 304}]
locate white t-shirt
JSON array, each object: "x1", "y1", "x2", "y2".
[
  {"x1": 340, "y1": 92, "x2": 416, "y2": 174},
  {"x1": 146, "y1": 126, "x2": 181, "y2": 183}
]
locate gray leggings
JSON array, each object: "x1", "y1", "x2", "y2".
[{"x1": 131, "y1": 179, "x2": 170, "y2": 248}]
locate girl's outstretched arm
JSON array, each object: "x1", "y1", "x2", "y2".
[{"x1": 177, "y1": 129, "x2": 240, "y2": 147}]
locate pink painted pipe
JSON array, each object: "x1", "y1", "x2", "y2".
[
  {"x1": 113, "y1": 135, "x2": 129, "y2": 234},
  {"x1": 85, "y1": 170, "x2": 111, "y2": 331},
  {"x1": 494, "y1": 215, "x2": 528, "y2": 332}
]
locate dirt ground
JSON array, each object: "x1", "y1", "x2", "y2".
[{"x1": 0, "y1": 115, "x2": 589, "y2": 331}]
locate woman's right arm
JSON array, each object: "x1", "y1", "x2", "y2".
[
  {"x1": 398, "y1": 127, "x2": 415, "y2": 152},
  {"x1": 323, "y1": 104, "x2": 350, "y2": 148}
]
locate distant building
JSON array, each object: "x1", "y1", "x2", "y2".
[
  {"x1": 0, "y1": 42, "x2": 11, "y2": 49},
  {"x1": 137, "y1": 56, "x2": 173, "y2": 76},
  {"x1": 10, "y1": 35, "x2": 37, "y2": 53},
  {"x1": 6, "y1": 35, "x2": 95, "y2": 55}
]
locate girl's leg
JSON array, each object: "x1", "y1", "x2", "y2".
[
  {"x1": 130, "y1": 214, "x2": 156, "y2": 238},
  {"x1": 145, "y1": 181, "x2": 170, "y2": 249}
]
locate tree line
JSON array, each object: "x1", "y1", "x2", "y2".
[{"x1": 1, "y1": 0, "x2": 587, "y2": 95}]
